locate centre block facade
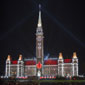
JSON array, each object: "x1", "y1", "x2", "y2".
[{"x1": 5, "y1": 6, "x2": 78, "y2": 78}]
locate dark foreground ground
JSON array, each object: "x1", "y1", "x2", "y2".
[{"x1": 0, "y1": 79, "x2": 85, "y2": 85}]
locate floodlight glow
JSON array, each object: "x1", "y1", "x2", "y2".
[{"x1": 37, "y1": 70, "x2": 41, "y2": 77}]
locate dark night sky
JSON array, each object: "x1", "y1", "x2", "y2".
[{"x1": 0, "y1": 0, "x2": 85, "y2": 75}]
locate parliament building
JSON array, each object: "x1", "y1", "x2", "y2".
[{"x1": 5, "y1": 6, "x2": 78, "y2": 78}]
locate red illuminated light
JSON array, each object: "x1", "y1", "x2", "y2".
[
  {"x1": 25, "y1": 60, "x2": 36, "y2": 65},
  {"x1": 64, "y1": 59, "x2": 72, "y2": 63},
  {"x1": 37, "y1": 62, "x2": 42, "y2": 69},
  {"x1": 44, "y1": 60, "x2": 57, "y2": 65},
  {"x1": 12, "y1": 61, "x2": 17, "y2": 64}
]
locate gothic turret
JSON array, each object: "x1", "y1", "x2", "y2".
[
  {"x1": 7, "y1": 55, "x2": 11, "y2": 61},
  {"x1": 19, "y1": 54, "x2": 22, "y2": 61},
  {"x1": 5, "y1": 55, "x2": 11, "y2": 77},
  {"x1": 58, "y1": 53, "x2": 64, "y2": 76},
  {"x1": 72, "y1": 52, "x2": 78, "y2": 76},
  {"x1": 73, "y1": 52, "x2": 77, "y2": 59},
  {"x1": 17, "y1": 54, "x2": 24, "y2": 77},
  {"x1": 59, "y1": 52, "x2": 63, "y2": 60}
]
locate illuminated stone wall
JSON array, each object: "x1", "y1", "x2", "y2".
[
  {"x1": 24, "y1": 66, "x2": 36, "y2": 76},
  {"x1": 63, "y1": 64, "x2": 73, "y2": 77},
  {"x1": 43, "y1": 65, "x2": 58, "y2": 76},
  {"x1": 10, "y1": 65, "x2": 17, "y2": 77}
]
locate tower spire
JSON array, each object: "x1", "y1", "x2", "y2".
[{"x1": 38, "y1": 4, "x2": 42, "y2": 27}]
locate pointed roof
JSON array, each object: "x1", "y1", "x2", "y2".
[
  {"x1": 19, "y1": 54, "x2": 22, "y2": 60},
  {"x1": 73, "y1": 52, "x2": 77, "y2": 59},
  {"x1": 7, "y1": 55, "x2": 11, "y2": 61},
  {"x1": 37, "y1": 4, "x2": 42, "y2": 27},
  {"x1": 59, "y1": 52, "x2": 63, "y2": 59}
]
